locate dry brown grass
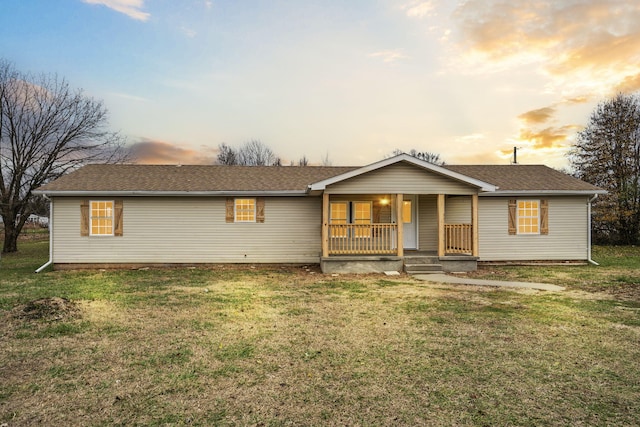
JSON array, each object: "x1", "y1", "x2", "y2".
[{"x1": 1, "y1": 243, "x2": 640, "y2": 425}]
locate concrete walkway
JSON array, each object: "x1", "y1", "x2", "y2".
[{"x1": 413, "y1": 273, "x2": 565, "y2": 291}]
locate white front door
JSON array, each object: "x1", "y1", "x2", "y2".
[{"x1": 402, "y1": 196, "x2": 418, "y2": 249}]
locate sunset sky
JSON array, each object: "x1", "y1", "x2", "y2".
[{"x1": 2, "y1": 0, "x2": 640, "y2": 167}]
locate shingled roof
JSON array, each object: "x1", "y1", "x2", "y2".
[
  {"x1": 36, "y1": 164, "x2": 357, "y2": 193},
  {"x1": 444, "y1": 165, "x2": 603, "y2": 193},
  {"x1": 35, "y1": 162, "x2": 603, "y2": 195}
]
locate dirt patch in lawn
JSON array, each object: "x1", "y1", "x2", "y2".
[{"x1": 10, "y1": 297, "x2": 80, "y2": 322}]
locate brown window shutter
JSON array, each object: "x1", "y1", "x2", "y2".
[
  {"x1": 226, "y1": 198, "x2": 234, "y2": 223},
  {"x1": 508, "y1": 199, "x2": 517, "y2": 235},
  {"x1": 256, "y1": 198, "x2": 265, "y2": 223},
  {"x1": 540, "y1": 199, "x2": 549, "y2": 235},
  {"x1": 80, "y1": 200, "x2": 89, "y2": 236},
  {"x1": 114, "y1": 199, "x2": 124, "y2": 236}
]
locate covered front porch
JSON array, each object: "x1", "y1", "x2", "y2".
[{"x1": 320, "y1": 193, "x2": 480, "y2": 273}]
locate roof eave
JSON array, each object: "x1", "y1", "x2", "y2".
[
  {"x1": 33, "y1": 190, "x2": 310, "y2": 197},
  {"x1": 480, "y1": 189, "x2": 607, "y2": 196}
]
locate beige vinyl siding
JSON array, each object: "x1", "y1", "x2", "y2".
[
  {"x1": 444, "y1": 196, "x2": 472, "y2": 223},
  {"x1": 52, "y1": 196, "x2": 322, "y2": 264},
  {"x1": 477, "y1": 196, "x2": 589, "y2": 261},
  {"x1": 418, "y1": 195, "x2": 437, "y2": 251},
  {"x1": 326, "y1": 163, "x2": 476, "y2": 195}
]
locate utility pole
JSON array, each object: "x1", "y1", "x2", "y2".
[{"x1": 511, "y1": 146, "x2": 518, "y2": 164}]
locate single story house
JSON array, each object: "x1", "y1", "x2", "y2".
[{"x1": 34, "y1": 154, "x2": 605, "y2": 273}]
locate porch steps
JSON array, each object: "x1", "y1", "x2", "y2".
[{"x1": 403, "y1": 255, "x2": 443, "y2": 274}]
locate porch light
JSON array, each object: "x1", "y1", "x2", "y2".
[{"x1": 380, "y1": 198, "x2": 389, "y2": 205}]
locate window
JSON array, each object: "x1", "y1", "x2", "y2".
[
  {"x1": 81, "y1": 200, "x2": 122, "y2": 237},
  {"x1": 90, "y1": 201, "x2": 114, "y2": 236},
  {"x1": 508, "y1": 199, "x2": 548, "y2": 235},
  {"x1": 226, "y1": 198, "x2": 265, "y2": 223},
  {"x1": 402, "y1": 200, "x2": 412, "y2": 223},
  {"x1": 235, "y1": 198, "x2": 256, "y2": 222},
  {"x1": 353, "y1": 201, "x2": 372, "y2": 237},
  {"x1": 517, "y1": 200, "x2": 539, "y2": 234},
  {"x1": 330, "y1": 202, "x2": 348, "y2": 237},
  {"x1": 329, "y1": 201, "x2": 371, "y2": 237}
]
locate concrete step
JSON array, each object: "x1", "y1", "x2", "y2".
[
  {"x1": 403, "y1": 256, "x2": 440, "y2": 265},
  {"x1": 404, "y1": 263, "x2": 443, "y2": 274}
]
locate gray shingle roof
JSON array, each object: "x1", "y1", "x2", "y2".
[
  {"x1": 36, "y1": 162, "x2": 602, "y2": 194},
  {"x1": 443, "y1": 165, "x2": 602, "y2": 192},
  {"x1": 36, "y1": 164, "x2": 358, "y2": 193}
]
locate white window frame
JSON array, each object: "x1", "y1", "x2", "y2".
[
  {"x1": 89, "y1": 200, "x2": 114, "y2": 236},
  {"x1": 517, "y1": 199, "x2": 540, "y2": 235},
  {"x1": 234, "y1": 198, "x2": 256, "y2": 223}
]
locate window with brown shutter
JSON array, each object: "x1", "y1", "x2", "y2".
[
  {"x1": 540, "y1": 199, "x2": 549, "y2": 235},
  {"x1": 509, "y1": 199, "x2": 548, "y2": 235},
  {"x1": 225, "y1": 198, "x2": 235, "y2": 223},
  {"x1": 114, "y1": 199, "x2": 124, "y2": 236},
  {"x1": 81, "y1": 200, "x2": 123, "y2": 236},
  {"x1": 256, "y1": 198, "x2": 265, "y2": 223},
  {"x1": 508, "y1": 199, "x2": 517, "y2": 235},
  {"x1": 80, "y1": 200, "x2": 90, "y2": 236},
  {"x1": 227, "y1": 197, "x2": 265, "y2": 223}
]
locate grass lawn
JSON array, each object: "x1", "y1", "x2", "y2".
[{"x1": 1, "y1": 240, "x2": 639, "y2": 426}]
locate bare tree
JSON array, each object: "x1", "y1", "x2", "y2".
[
  {"x1": 216, "y1": 140, "x2": 280, "y2": 166},
  {"x1": 237, "y1": 139, "x2": 278, "y2": 166},
  {"x1": 321, "y1": 151, "x2": 332, "y2": 166},
  {"x1": 216, "y1": 142, "x2": 237, "y2": 165},
  {"x1": 390, "y1": 148, "x2": 444, "y2": 165},
  {"x1": 0, "y1": 59, "x2": 126, "y2": 253},
  {"x1": 298, "y1": 155, "x2": 309, "y2": 166}
]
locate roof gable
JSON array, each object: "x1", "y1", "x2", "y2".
[{"x1": 308, "y1": 154, "x2": 497, "y2": 192}]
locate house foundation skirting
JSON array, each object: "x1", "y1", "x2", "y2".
[
  {"x1": 438, "y1": 256, "x2": 478, "y2": 272},
  {"x1": 321, "y1": 255, "x2": 478, "y2": 274}
]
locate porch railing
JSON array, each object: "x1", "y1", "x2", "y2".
[
  {"x1": 445, "y1": 223, "x2": 472, "y2": 254},
  {"x1": 328, "y1": 224, "x2": 397, "y2": 255}
]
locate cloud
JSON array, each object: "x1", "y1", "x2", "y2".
[
  {"x1": 563, "y1": 96, "x2": 590, "y2": 105},
  {"x1": 368, "y1": 49, "x2": 409, "y2": 63},
  {"x1": 82, "y1": 0, "x2": 150, "y2": 21},
  {"x1": 514, "y1": 124, "x2": 581, "y2": 150},
  {"x1": 402, "y1": 1, "x2": 435, "y2": 19},
  {"x1": 614, "y1": 73, "x2": 640, "y2": 93},
  {"x1": 455, "y1": 133, "x2": 486, "y2": 143},
  {"x1": 127, "y1": 139, "x2": 217, "y2": 164},
  {"x1": 518, "y1": 107, "x2": 556, "y2": 125},
  {"x1": 450, "y1": 0, "x2": 640, "y2": 98}
]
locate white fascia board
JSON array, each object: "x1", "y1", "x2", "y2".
[
  {"x1": 32, "y1": 190, "x2": 309, "y2": 197},
  {"x1": 308, "y1": 153, "x2": 497, "y2": 192},
  {"x1": 480, "y1": 189, "x2": 607, "y2": 197}
]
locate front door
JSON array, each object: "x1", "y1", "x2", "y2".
[{"x1": 402, "y1": 196, "x2": 417, "y2": 249}]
